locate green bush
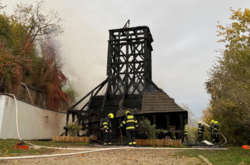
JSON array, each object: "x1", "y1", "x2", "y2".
[
  {"x1": 139, "y1": 118, "x2": 167, "y2": 139},
  {"x1": 66, "y1": 122, "x2": 82, "y2": 136}
]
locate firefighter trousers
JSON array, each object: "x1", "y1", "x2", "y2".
[
  {"x1": 198, "y1": 133, "x2": 204, "y2": 143},
  {"x1": 213, "y1": 134, "x2": 220, "y2": 143},
  {"x1": 103, "y1": 130, "x2": 112, "y2": 145},
  {"x1": 211, "y1": 133, "x2": 213, "y2": 142},
  {"x1": 184, "y1": 135, "x2": 188, "y2": 142},
  {"x1": 127, "y1": 130, "x2": 136, "y2": 146}
]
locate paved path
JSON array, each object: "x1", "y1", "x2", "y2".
[{"x1": 0, "y1": 149, "x2": 206, "y2": 165}]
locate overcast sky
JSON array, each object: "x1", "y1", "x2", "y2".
[{"x1": 3, "y1": 0, "x2": 250, "y2": 118}]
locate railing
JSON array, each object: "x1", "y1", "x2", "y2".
[{"x1": 136, "y1": 139, "x2": 182, "y2": 147}]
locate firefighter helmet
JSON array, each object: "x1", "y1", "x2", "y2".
[
  {"x1": 198, "y1": 121, "x2": 201, "y2": 124},
  {"x1": 108, "y1": 113, "x2": 114, "y2": 119},
  {"x1": 126, "y1": 111, "x2": 130, "y2": 115}
]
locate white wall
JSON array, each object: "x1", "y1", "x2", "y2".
[{"x1": 0, "y1": 95, "x2": 69, "y2": 140}]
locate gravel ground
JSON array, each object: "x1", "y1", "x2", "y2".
[{"x1": 0, "y1": 148, "x2": 206, "y2": 165}]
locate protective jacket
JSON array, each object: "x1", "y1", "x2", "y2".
[
  {"x1": 213, "y1": 125, "x2": 219, "y2": 135},
  {"x1": 120, "y1": 114, "x2": 138, "y2": 130},
  {"x1": 198, "y1": 124, "x2": 204, "y2": 143},
  {"x1": 184, "y1": 127, "x2": 188, "y2": 142},
  {"x1": 100, "y1": 117, "x2": 112, "y2": 130},
  {"x1": 198, "y1": 124, "x2": 202, "y2": 135},
  {"x1": 213, "y1": 124, "x2": 220, "y2": 143},
  {"x1": 209, "y1": 122, "x2": 214, "y2": 141},
  {"x1": 184, "y1": 127, "x2": 188, "y2": 135},
  {"x1": 209, "y1": 122, "x2": 214, "y2": 133}
]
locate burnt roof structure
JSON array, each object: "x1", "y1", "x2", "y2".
[{"x1": 66, "y1": 24, "x2": 188, "y2": 141}]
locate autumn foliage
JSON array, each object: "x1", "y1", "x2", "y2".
[
  {"x1": 204, "y1": 8, "x2": 250, "y2": 145},
  {"x1": 0, "y1": 1, "x2": 70, "y2": 111}
]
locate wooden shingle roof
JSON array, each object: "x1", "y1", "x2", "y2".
[{"x1": 137, "y1": 89, "x2": 187, "y2": 114}]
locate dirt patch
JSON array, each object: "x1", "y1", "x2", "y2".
[{"x1": 0, "y1": 148, "x2": 206, "y2": 165}]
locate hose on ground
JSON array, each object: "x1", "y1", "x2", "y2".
[
  {"x1": 0, "y1": 93, "x2": 124, "y2": 160},
  {"x1": 201, "y1": 121, "x2": 227, "y2": 146}
]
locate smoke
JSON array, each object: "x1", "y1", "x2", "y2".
[{"x1": 179, "y1": 103, "x2": 210, "y2": 128}]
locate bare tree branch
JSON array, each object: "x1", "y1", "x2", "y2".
[
  {"x1": 12, "y1": 0, "x2": 64, "y2": 53},
  {"x1": 0, "y1": 0, "x2": 6, "y2": 11}
]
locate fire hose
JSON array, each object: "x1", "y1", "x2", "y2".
[
  {"x1": 200, "y1": 121, "x2": 227, "y2": 146},
  {"x1": 0, "y1": 93, "x2": 124, "y2": 160}
]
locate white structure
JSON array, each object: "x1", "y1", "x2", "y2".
[{"x1": 0, "y1": 95, "x2": 69, "y2": 140}]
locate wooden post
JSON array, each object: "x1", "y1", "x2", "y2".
[
  {"x1": 179, "y1": 113, "x2": 184, "y2": 142},
  {"x1": 152, "y1": 115, "x2": 156, "y2": 125},
  {"x1": 165, "y1": 115, "x2": 170, "y2": 129}
]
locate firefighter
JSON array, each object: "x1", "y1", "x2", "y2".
[
  {"x1": 213, "y1": 121, "x2": 220, "y2": 144},
  {"x1": 184, "y1": 125, "x2": 188, "y2": 142},
  {"x1": 120, "y1": 111, "x2": 138, "y2": 147},
  {"x1": 197, "y1": 121, "x2": 204, "y2": 143},
  {"x1": 209, "y1": 120, "x2": 214, "y2": 142},
  {"x1": 100, "y1": 113, "x2": 114, "y2": 146},
  {"x1": 201, "y1": 125, "x2": 205, "y2": 143}
]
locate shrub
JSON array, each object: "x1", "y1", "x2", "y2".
[
  {"x1": 139, "y1": 118, "x2": 167, "y2": 139},
  {"x1": 66, "y1": 122, "x2": 82, "y2": 136}
]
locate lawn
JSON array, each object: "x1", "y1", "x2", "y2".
[
  {"x1": 1, "y1": 139, "x2": 250, "y2": 165},
  {"x1": 0, "y1": 139, "x2": 89, "y2": 157},
  {"x1": 176, "y1": 147, "x2": 250, "y2": 165}
]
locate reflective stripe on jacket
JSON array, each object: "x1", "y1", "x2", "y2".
[
  {"x1": 184, "y1": 128, "x2": 188, "y2": 135},
  {"x1": 100, "y1": 117, "x2": 111, "y2": 130},
  {"x1": 214, "y1": 125, "x2": 219, "y2": 134},
  {"x1": 120, "y1": 114, "x2": 138, "y2": 130},
  {"x1": 198, "y1": 125, "x2": 202, "y2": 134}
]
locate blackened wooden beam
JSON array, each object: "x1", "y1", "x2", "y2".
[
  {"x1": 80, "y1": 102, "x2": 88, "y2": 111},
  {"x1": 68, "y1": 78, "x2": 108, "y2": 110}
]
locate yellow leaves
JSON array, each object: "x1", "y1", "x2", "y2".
[
  {"x1": 81, "y1": 158, "x2": 84, "y2": 161},
  {"x1": 240, "y1": 160, "x2": 245, "y2": 164},
  {"x1": 217, "y1": 8, "x2": 250, "y2": 48}
]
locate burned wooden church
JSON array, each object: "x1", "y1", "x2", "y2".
[{"x1": 66, "y1": 23, "x2": 188, "y2": 141}]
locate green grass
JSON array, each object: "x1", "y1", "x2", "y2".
[
  {"x1": 1, "y1": 139, "x2": 250, "y2": 165},
  {"x1": 0, "y1": 139, "x2": 89, "y2": 157},
  {"x1": 176, "y1": 147, "x2": 250, "y2": 165}
]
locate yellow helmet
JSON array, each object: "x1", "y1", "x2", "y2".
[
  {"x1": 108, "y1": 113, "x2": 114, "y2": 119},
  {"x1": 215, "y1": 121, "x2": 218, "y2": 124},
  {"x1": 126, "y1": 111, "x2": 130, "y2": 115},
  {"x1": 211, "y1": 120, "x2": 214, "y2": 123},
  {"x1": 198, "y1": 121, "x2": 201, "y2": 124}
]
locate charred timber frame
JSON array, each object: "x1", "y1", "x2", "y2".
[
  {"x1": 66, "y1": 78, "x2": 108, "y2": 125},
  {"x1": 101, "y1": 26, "x2": 154, "y2": 111},
  {"x1": 65, "y1": 25, "x2": 188, "y2": 142}
]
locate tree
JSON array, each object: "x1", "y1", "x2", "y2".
[
  {"x1": 0, "y1": 0, "x2": 6, "y2": 11},
  {"x1": 217, "y1": 8, "x2": 250, "y2": 49},
  {"x1": 0, "y1": 1, "x2": 70, "y2": 111},
  {"x1": 205, "y1": 8, "x2": 250, "y2": 145},
  {"x1": 33, "y1": 38, "x2": 69, "y2": 110},
  {"x1": 11, "y1": 0, "x2": 63, "y2": 54},
  {"x1": 139, "y1": 118, "x2": 167, "y2": 139},
  {"x1": 0, "y1": 14, "x2": 32, "y2": 93}
]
